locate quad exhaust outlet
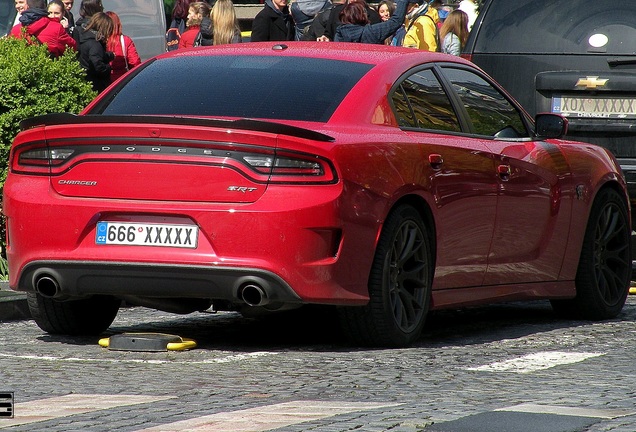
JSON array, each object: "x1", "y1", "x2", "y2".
[
  {"x1": 34, "y1": 274, "x2": 61, "y2": 298},
  {"x1": 239, "y1": 283, "x2": 269, "y2": 307}
]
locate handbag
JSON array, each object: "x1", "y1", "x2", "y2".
[{"x1": 120, "y1": 35, "x2": 129, "y2": 71}]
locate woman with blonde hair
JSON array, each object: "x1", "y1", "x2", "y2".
[
  {"x1": 439, "y1": 9, "x2": 469, "y2": 56},
  {"x1": 211, "y1": 0, "x2": 242, "y2": 44},
  {"x1": 199, "y1": 0, "x2": 242, "y2": 45}
]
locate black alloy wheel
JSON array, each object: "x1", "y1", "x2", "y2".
[
  {"x1": 552, "y1": 187, "x2": 631, "y2": 319},
  {"x1": 338, "y1": 205, "x2": 432, "y2": 347}
]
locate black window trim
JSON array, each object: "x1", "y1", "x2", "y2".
[
  {"x1": 388, "y1": 63, "x2": 471, "y2": 135},
  {"x1": 436, "y1": 63, "x2": 535, "y2": 139},
  {"x1": 389, "y1": 62, "x2": 537, "y2": 141}
]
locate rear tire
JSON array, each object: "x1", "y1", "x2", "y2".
[
  {"x1": 338, "y1": 205, "x2": 432, "y2": 347},
  {"x1": 551, "y1": 188, "x2": 631, "y2": 319},
  {"x1": 27, "y1": 293, "x2": 120, "y2": 335}
]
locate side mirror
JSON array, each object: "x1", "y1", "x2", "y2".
[{"x1": 535, "y1": 113, "x2": 568, "y2": 139}]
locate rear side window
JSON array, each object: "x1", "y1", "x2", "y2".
[
  {"x1": 94, "y1": 56, "x2": 373, "y2": 122},
  {"x1": 474, "y1": 0, "x2": 636, "y2": 55},
  {"x1": 442, "y1": 67, "x2": 529, "y2": 138},
  {"x1": 392, "y1": 68, "x2": 462, "y2": 132}
]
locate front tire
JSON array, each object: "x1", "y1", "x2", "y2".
[
  {"x1": 551, "y1": 187, "x2": 631, "y2": 319},
  {"x1": 28, "y1": 293, "x2": 120, "y2": 335},
  {"x1": 338, "y1": 205, "x2": 433, "y2": 347}
]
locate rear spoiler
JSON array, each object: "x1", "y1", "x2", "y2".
[{"x1": 19, "y1": 113, "x2": 336, "y2": 143}]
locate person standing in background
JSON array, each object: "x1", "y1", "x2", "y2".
[
  {"x1": 166, "y1": 0, "x2": 195, "y2": 50},
  {"x1": 302, "y1": 0, "x2": 340, "y2": 41},
  {"x1": 439, "y1": 9, "x2": 468, "y2": 55},
  {"x1": 77, "y1": 11, "x2": 114, "y2": 92},
  {"x1": 334, "y1": 0, "x2": 407, "y2": 44},
  {"x1": 401, "y1": 0, "x2": 439, "y2": 51},
  {"x1": 377, "y1": 0, "x2": 395, "y2": 22},
  {"x1": 457, "y1": 0, "x2": 477, "y2": 30},
  {"x1": 178, "y1": 1, "x2": 210, "y2": 48},
  {"x1": 321, "y1": 0, "x2": 380, "y2": 42},
  {"x1": 72, "y1": 0, "x2": 103, "y2": 44},
  {"x1": 47, "y1": 0, "x2": 70, "y2": 32},
  {"x1": 199, "y1": 0, "x2": 243, "y2": 45},
  {"x1": 105, "y1": 11, "x2": 141, "y2": 82},
  {"x1": 61, "y1": 0, "x2": 74, "y2": 28},
  {"x1": 14, "y1": 0, "x2": 27, "y2": 26},
  {"x1": 376, "y1": 0, "x2": 396, "y2": 44},
  {"x1": 10, "y1": 0, "x2": 77, "y2": 57},
  {"x1": 251, "y1": 0, "x2": 294, "y2": 42}
]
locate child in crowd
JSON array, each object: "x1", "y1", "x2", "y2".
[{"x1": 178, "y1": 1, "x2": 211, "y2": 48}]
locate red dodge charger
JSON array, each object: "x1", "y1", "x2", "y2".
[{"x1": 3, "y1": 43, "x2": 631, "y2": 346}]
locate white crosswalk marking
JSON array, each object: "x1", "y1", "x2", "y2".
[
  {"x1": 467, "y1": 351, "x2": 605, "y2": 373},
  {"x1": 0, "y1": 351, "x2": 278, "y2": 365},
  {"x1": 136, "y1": 400, "x2": 402, "y2": 432},
  {"x1": 0, "y1": 394, "x2": 175, "y2": 429},
  {"x1": 496, "y1": 403, "x2": 636, "y2": 419}
]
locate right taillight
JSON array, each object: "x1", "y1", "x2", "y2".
[{"x1": 241, "y1": 151, "x2": 336, "y2": 184}]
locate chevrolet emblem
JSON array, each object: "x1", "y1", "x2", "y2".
[{"x1": 575, "y1": 76, "x2": 608, "y2": 89}]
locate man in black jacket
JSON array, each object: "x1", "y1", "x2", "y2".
[{"x1": 251, "y1": 0, "x2": 294, "y2": 42}]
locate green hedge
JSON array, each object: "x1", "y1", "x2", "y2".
[
  {"x1": 0, "y1": 37, "x2": 97, "y2": 276},
  {"x1": 0, "y1": 38, "x2": 97, "y2": 173}
]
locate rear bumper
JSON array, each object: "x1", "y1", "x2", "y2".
[
  {"x1": 3, "y1": 176, "x2": 378, "y2": 306},
  {"x1": 17, "y1": 260, "x2": 301, "y2": 304}
]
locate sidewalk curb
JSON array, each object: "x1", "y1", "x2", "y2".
[{"x1": 0, "y1": 281, "x2": 31, "y2": 321}]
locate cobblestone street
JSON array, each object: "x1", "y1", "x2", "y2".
[{"x1": 1, "y1": 295, "x2": 635, "y2": 431}]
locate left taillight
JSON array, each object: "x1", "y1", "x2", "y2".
[
  {"x1": 11, "y1": 144, "x2": 76, "y2": 174},
  {"x1": 17, "y1": 147, "x2": 75, "y2": 167}
]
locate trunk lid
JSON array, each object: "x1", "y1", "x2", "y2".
[{"x1": 31, "y1": 115, "x2": 319, "y2": 204}]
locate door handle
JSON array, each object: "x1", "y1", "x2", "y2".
[{"x1": 429, "y1": 154, "x2": 443, "y2": 170}]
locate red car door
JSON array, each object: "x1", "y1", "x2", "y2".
[
  {"x1": 392, "y1": 67, "x2": 498, "y2": 289},
  {"x1": 408, "y1": 132, "x2": 499, "y2": 289},
  {"x1": 483, "y1": 140, "x2": 573, "y2": 284},
  {"x1": 438, "y1": 65, "x2": 573, "y2": 285}
]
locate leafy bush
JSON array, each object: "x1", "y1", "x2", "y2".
[
  {"x1": 0, "y1": 37, "x2": 97, "y2": 278},
  {"x1": 0, "y1": 37, "x2": 96, "y2": 179}
]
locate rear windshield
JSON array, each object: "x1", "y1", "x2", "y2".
[
  {"x1": 475, "y1": 0, "x2": 636, "y2": 55},
  {"x1": 94, "y1": 55, "x2": 374, "y2": 123}
]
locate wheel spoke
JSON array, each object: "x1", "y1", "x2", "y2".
[
  {"x1": 593, "y1": 202, "x2": 630, "y2": 304},
  {"x1": 388, "y1": 220, "x2": 428, "y2": 332}
]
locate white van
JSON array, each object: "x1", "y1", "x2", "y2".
[
  {"x1": 1, "y1": 0, "x2": 166, "y2": 61},
  {"x1": 71, "y1": 0, "x2": 166, "y2": 61}
]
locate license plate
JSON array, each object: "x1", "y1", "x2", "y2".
[
  {"x1": 96, "y1": 222, "x2": 198, "y2": 248},
  {"x1": 552, "y1": 96, "x2": 636, "y2": 119}
]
